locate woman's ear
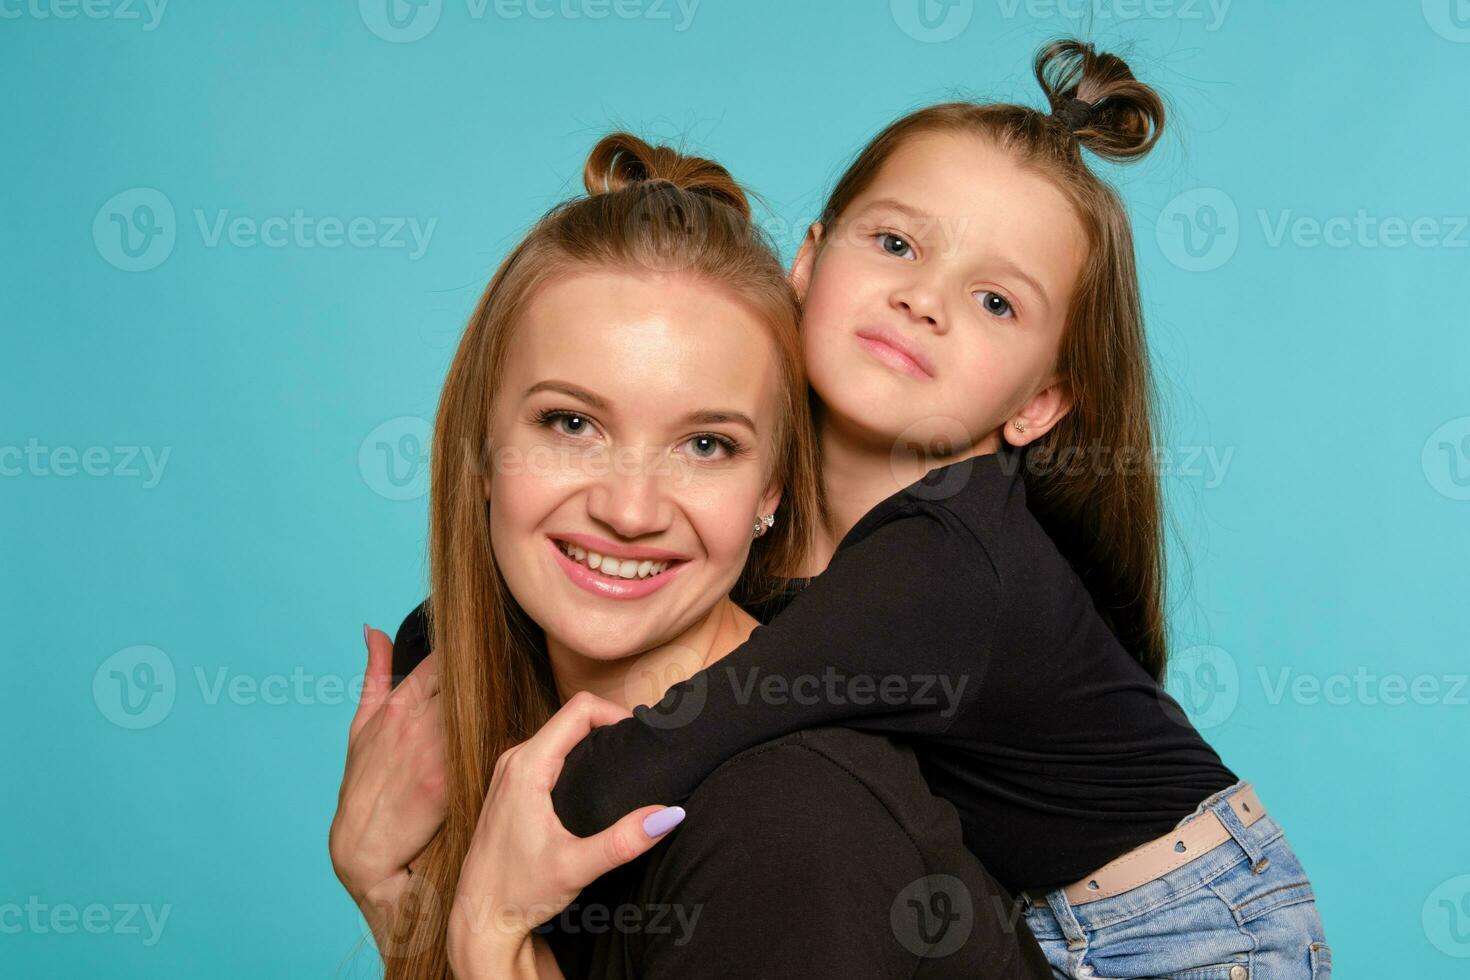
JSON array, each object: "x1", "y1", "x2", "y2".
[
  {"x1": 757, "y1": 481, "x2": 783, "y2": 528},
  {"x1": 787, "y1": 222, "x2": 824, "y2": 302}
]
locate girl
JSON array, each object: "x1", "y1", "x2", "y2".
[{"x1": 331, "y1": 134, "x2": 1049, "y2": 977}]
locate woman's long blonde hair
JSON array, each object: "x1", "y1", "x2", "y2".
[{"x1": 374, "y1": 133, "x2": 821, "y2": 977}]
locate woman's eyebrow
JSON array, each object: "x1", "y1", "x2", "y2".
[{"x1": 524, "y1": 380, "x2": 757, "y2": 433}]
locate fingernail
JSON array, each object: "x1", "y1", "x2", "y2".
[
  {"x1": 642, "y1": 806, "x2": 686, "y2": 838},
  {"x1": 362, "y1": 624, "x2": 371, "y2": 651}
]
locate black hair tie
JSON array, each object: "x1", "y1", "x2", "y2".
[{"x1": 1053, "y1": 97, "x2": 1094, "y2": 132}]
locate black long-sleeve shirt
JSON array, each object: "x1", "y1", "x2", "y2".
[
  {"x1": 539, "y1": 725, "x2": 1053, "y2": 978},
  {"x1": 394, "y1": 449, "x2": 1238, "y2": 894}
]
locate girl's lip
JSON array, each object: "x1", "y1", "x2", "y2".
[
  {"x1": 546, "y1": 536, "x2": 689, "y2": 601},
  {"x1": 855, "y1": 334, "x2": 934, "y2": 381}
]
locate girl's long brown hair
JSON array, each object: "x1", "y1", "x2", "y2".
[
  {"x1": 375, "y1": 133, "x2": 821, "y2": 977},
  {"x1": 815, "y1": 38, "x2": 1173, "y2": 683}
]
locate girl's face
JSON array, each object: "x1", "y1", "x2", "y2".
[
  {"x1": 792, "y1": 129, "x2": 1086, "y2": 456},
  {"x1": 485, "y1": 268, "x2": 784, "y2": 665}
]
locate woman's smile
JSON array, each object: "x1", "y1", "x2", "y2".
[{"x1": 546, "y1": 534, "x2": 691, "y2": 600}]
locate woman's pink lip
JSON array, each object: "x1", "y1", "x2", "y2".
[
  {"x1": 856, "y1": 334, "x2": 934, "y2": 380},
  {"x1": 547, "y1": 536, "x2": 688, "y2": 600}
]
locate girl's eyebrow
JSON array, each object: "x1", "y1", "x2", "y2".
[
  {"x1": 861, "y1": 196, "x2": 930, "y2": 221},
  {"x1": 523, "y1": 380, "x2": 758, "y2": 433}
]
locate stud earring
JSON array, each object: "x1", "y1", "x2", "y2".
[
  {"x1": 752, "y1": 513, "x2": 775, "y2": 539},
  {"x1": 1013, "y1": 420, "x2": 1026, "y2": 433}
]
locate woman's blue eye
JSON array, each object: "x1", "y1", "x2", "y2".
[
  {"x1": 976, "y1": 290, "x2": 1014, "y2": 318},
  {"x1": 685, "y1": 434, "x2": 740, "y2": 460},
  {"x1": 536, "y1": 409, "x2": 742, "y2": 462},
  {"x1": 877, "y1": 232, "x2": 914, "y2": 259}
]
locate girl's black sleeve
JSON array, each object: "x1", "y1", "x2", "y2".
[{"x1": 550, "y1": 504, "x2": 1001, "y2": 837}]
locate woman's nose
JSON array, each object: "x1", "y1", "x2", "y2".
[{"x1": 585, "y1": 447, "x2": 674, "y2": 538}]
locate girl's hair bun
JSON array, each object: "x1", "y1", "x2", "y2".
[
  {"x1": 1035, "y1": 39, "x2": 1165, "y2": 162},
  {"x1": 582, "y1": 132, "x2": 752, "y2": 222}
]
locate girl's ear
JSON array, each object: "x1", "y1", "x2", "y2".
[
  {"x1": 788, "y1": 222, "x2": 824, "y2": 302},
  {"x1": 1004, "y1": 378, "x2": 1073, "y2": 447}
]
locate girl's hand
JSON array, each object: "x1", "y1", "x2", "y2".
[
  {"x1": 328, "y1": 625, "x2": 447, "y2": 946},
  {"x1": 446, "y1": 691, "x2": 686, "y2": 979}
]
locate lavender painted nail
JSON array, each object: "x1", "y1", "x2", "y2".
[{"x1": 642, "y1": 806, "x2": 686, "y2": 838}]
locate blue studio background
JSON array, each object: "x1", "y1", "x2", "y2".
[{"x1": 3, "y1": 1, "x2": 1467, "y2": 975}]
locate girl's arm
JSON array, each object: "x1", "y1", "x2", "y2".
[{"x1": 550, "y1": 504, "x2": 1000, "y2": 837}]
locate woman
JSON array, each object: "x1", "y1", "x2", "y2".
[{"x1": 330, "y1": 132, "x2": 1049, "y2": 978}]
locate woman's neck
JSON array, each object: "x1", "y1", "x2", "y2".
[{"x1": 546, "y1": 596, "x2": 760, "y2": 710}]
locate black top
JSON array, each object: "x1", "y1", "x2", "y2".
[
  {"x1": 537, "y1": 726, "x2": 1052, "y2": 978},
  {"x1": 393, "y1": 449, "x2": 1238, "y2": 894}
]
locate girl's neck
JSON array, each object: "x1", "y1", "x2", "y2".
[
  {"x1": 546, "y1": 596, "x2": 760, "y2": 710},
  {"x1": 807, "y1": 410, "x2": 1000, "y2": 575}
]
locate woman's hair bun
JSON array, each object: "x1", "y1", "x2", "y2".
[
  {"x1": 1034, "y1": 38, "x2": 1165, "y2": 162},
  {"x1": 583, "y1": 132, "x2": 752, "y2": 221}
]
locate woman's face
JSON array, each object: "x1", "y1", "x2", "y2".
[
  {"x1": 485, "y1": 268, "x2": 784, "y2": 664},
  {"x1": 792, "y1": 129, "x2": 1086, "y2": 456}
]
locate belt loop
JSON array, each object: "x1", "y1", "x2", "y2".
[
  {"x1": 1208, "y1": 787, "x2": 1270, "y2": 875},
  {"x1": 1043, "y1": 887, "x2": 1089, "y2": 952}
]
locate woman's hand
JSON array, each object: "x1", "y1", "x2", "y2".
[
  {"x1": 328, "y1": 625, "x2": 447, "y2": 947},
  {"x1": 446, "y1": 691, "x2": 686, "y2": 979}
]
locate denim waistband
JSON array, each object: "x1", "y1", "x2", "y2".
[{"x1": 1023, "y1": 778, "x2": 1285, "y2": 937}]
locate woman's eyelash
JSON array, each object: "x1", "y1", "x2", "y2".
[{"x1": 530, "y1": 408, "x2": 749, "y2": 460}]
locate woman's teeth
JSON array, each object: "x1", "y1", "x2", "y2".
[{"x1": 557, "y1": 540, "x2": 674, "y2": 580}]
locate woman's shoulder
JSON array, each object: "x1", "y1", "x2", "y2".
[
  {"x1": 621, "y1": 726, "x2": 1050, "y2": 975},
  {"x1": 389, "y1": 598, "x2": 432, "y2": 686}
]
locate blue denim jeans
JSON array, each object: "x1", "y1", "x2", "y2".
[{"x1": 1018, "y1": 779, "x2": 1332, "y2": 979}]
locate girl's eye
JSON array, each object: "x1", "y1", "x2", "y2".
[
  {"x1": 976, "y1": 290, "x2": 1015, "y2": 319},
  {"x1": 684, "y1": 434, "x2": 742, "y2": 461},
  {"x1": 876, "y1": 231, "x2": 915, "y2": 260}
]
